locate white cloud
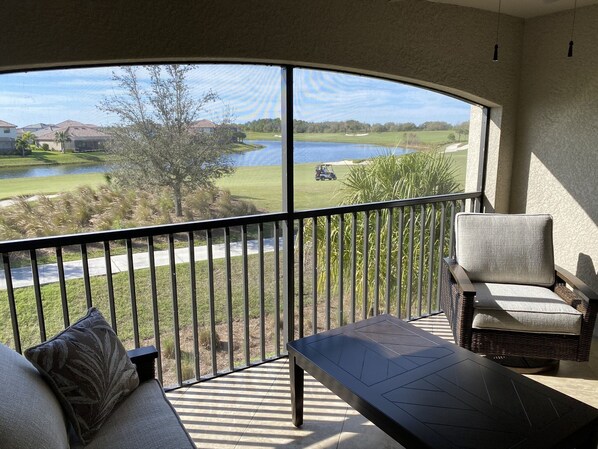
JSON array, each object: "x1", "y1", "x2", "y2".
[{"x1": 0, "y1": 64, "x2": 472, "y2": 127}]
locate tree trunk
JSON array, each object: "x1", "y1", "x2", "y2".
[{"x1": 174, "y1": 185, "x2": 183, "y2": 217}]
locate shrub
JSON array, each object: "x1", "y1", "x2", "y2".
[
  {"x1": 162, "y1": 338, "x2": 176, "y2": 359},
  {"x1": 199, "y1": 328, "x2": 220, "y2": 351}
]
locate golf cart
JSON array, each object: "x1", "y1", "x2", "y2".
[{"x1": 315, "y1": 164, "x2": 337, "y2": 181}]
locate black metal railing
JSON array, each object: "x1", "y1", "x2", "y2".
[{"x1": 0, "y1": 192, "x2": 480, "y2": 389}]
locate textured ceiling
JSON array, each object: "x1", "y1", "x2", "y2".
[{"x1": 391, "y1": 0, "x2": 598, "y2": 18}]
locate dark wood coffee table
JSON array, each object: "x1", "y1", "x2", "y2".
[{"x1": 287, "y1": 314, "x2": 598, "y2": 449}]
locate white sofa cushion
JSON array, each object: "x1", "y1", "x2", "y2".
[
  {"x1": 455, "y1": 213, "x2": 555, "y2": 287},
  {"x1": 472, "y1": 282, "x2": 582, "y2": 335},
  {"x1": 72, "y1": 380, "x2": 196, "y2": 449},
  {"x1": 0, "y1": 343, "x2": 69, "y2": 449}
]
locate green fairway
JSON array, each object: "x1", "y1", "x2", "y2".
[
  {"x1": 216, "y1": 163, "x2": 352, "y2": 211},
  {"x1": 0, "y1": 151, "x2": 468, "y2": 207},
  {"x1": 0, "y1": 173, "x2": 107, "y2": 200},
  {"x1": 245, "y1": 131, "x2": 460, "y2": 148}
]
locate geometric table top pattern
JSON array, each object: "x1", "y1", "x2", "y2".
[{"x1": 289, "y1": 314, "x2": 598, "y2": 449}]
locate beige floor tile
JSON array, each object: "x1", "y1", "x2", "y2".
[
  {"x1": 337, "y1": 408, "x2": 404, "y2": 449},
  {"x1": 171, "y1": 316, "x2": 598, "y2": 449}
]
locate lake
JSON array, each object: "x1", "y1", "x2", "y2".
[{"x1": 0, "y1": 140, "x2": 409, "y2": 179}]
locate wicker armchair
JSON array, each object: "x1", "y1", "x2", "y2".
[{"x1": 440, "y1": 213, "x2": 598, "y2": 362}]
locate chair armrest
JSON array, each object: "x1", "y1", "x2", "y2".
[
  {"x1": 555, "y1": 265, "x2": 598, "y2": 303},
  {"x1": 128, "y1": 346, "x2": 158, "y2": 383},
  {"x1": 444, "y1": 257, "x2": 476, "y2": 297}
]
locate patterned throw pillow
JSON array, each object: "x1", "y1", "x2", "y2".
[{"x1": 25, "y1": 308, "x2": 139, "y2": 444}]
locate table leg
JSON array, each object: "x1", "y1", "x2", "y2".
[{"x1": 290, "y1": 354, "x2": 304, "y2": 427}]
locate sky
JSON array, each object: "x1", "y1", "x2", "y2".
[{"x1": 0, "y1": 64, "x2": 472, "y2": 128}]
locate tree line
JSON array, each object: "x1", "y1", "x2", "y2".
[{"x1": 241, "y1": 118, "x2": 469, "y2": 134}]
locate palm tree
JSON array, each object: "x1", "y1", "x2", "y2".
[
  {"x1": 15, "y1": 131, "x2": 36, "y2": 157},
  {"x1": 54, "y1": 131, "x2": 71, "y2": 153},
  {"x1": 310, "y1": 150, "x2": 461, "y2": 322}
]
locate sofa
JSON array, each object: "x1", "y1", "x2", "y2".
[{"x1": 0, "y1": 342, "x2": 196, "y2": 449}]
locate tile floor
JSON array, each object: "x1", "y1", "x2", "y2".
[{"x1": 167, "y1": 314, "x2": 598, "y2": 449}]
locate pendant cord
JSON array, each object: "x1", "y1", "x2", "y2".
[
  {"x1": 570, "y1": 0, "x2": 578, "y2": 40},
  {"x1": 568, "y1": 0, "x2": 577, "y2": 57},
  {"x1": 493, "y1": 0, "x2": 501, "y2": 61},
  {"x1": 495, "y1": 0, "x2": 502, "y2": 44}
]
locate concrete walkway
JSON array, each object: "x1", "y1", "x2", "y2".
[{"x1": 0, "y1": 238, "x2": 278, "y2": 290}]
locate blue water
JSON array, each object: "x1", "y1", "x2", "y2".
[
  {"x1": 0, "y1": 140, "x2": 409, "y2": 179},
  {"x1": 229, "y1": 140, "x2": 409, "y2": 166}
]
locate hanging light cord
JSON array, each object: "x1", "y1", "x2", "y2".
[
  {"x1": 493, "y1": 0, "x2": 502, "y2": 61},
  {"x1": 495, "y1": 0, "x2": 502, "y2": 45},
  {"x1": 568, "y1": 0, "x2": 577, "y2": 57}
]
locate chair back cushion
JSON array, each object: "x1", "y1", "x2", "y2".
[
  {"x1": 0, "y1": 343, "x2": 69, "y2": 449},
  {"x1": 455, "y1": 213, "x2": 555, "y2": 286}
]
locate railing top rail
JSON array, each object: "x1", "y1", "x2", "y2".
[
  {"x1": 293, "y1": 191, "x2": 481, "y2": 219},
  {"x1": 0, "y1": 191, "x2": 481, "y2": 252}
]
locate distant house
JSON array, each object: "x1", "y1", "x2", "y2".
[
  {"x1": 35, "y1": 120, "x2": 110, "y2": 152},
  {"x1": 18, "y1": 123, "x2": 55, "y2": 134},
  {"x1": 190, "y1": 119, "x2": 217, "y2": 134},
  {"x1": 0, "y1": 120, "x2": 17, "y2": 154}
]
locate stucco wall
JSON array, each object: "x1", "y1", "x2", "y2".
[
  {"x1": 1, "y1": 0, "x2": 522, "y2": 212},
  {"x1": 512, "y1": 5, "x2": 598, "y2": 295}
]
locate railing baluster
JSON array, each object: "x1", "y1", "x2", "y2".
[
  {"x1": 385, "y1": 208, "x2": 393, "y2": 314},
  {"x1": 396, "y1": 208, "x2": 404, "y2": 319},
  {"x1": 55, "y1": 246, "x2": 69, "y2": 328},
  {"x1": 206, "y1": 229, "x2": 217, "y2": 375},
  {"x1": 297, "y1": 219, "x2": 304, "y2": 338},
  {"x1": 449, "y1": 202, "x2": 457, "y2": 258},
  {"x1": 0, "y1": 191, "x2": 483, "y2": 388},
  {"x1": 338, "y1": 214, "x2": 344, "y2": 327},
  {"x1": 325, "y1": 215, "x2": 331, "y2": 330},
  {"x1": 311, "y1": 217, "x2": 318, "y2": 335},
  {"x1": 362, "y1": 211, "x2": 369, "y2": 320},
  {"x1": 147, "y1": 236, "x2": 162, "y2": 384},
  {"x1": 29, "y1": 249, "x2": 46, "y2": 342},
  {"x1": 436, "y1": 203, "x2": 447, "y2": 308},
  {"x1": 427, "y1": 204, "x2": 437, "y2": 314},
  {"x1": 417, "y1": 204, "x2": 425, "y2": 318},
  {"x1": 3, "y1": 253, "x2": 21, "y2": 353},
  {"x1": 274, "y1": 221, "x2": 281, "y2": 356},
  {"x1": 224, "y1": 227, "x2": 234, "y2": 371},
  {"x1": 80, "y1": 244, "x2": 92, "y2": 309},
  {"x1": 258, "y1": 223, "x2": 265, "y2": 361},
  {"x1": 103, "y1": 241, "x2": 117, "y2": 333},
  {"x1": 168, "y1": 234, "x2": 182, "y2": 386},
  {"x1": 374, "y1": 211, "x2": 381, "y2": 316},
  {"x1": 188, "y1": 231, "x2": 200, "y2": 380},
  {"x1": 126, "y1": 238, "x2": 139, "y2": 348},
  {"x1": 350, "y1": 212, "x2": 357, "y2": 324},
  {"x1": 407, "y1": 206, "x2": 415, "y2": 320},
  {"x1": 242, "y1": 225, "x2": 250, "y2": 366}
]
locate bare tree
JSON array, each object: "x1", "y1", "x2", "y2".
[{"x1": 99, "y1": 65, "x2": 234, "y2": 217}]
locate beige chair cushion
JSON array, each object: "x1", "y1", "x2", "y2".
[
  {"x1": 472, "y1": 282, "x2": 582, "y2": 335},
  {"x1": 455, "y1": 213, "x2": 555, "y2": 286},
  {"x1": 0, "y1": 343, "x2": 69, "y2": 449},
  {"x1": 72, "y1": 380, "x2": 196, "y2": 449}
]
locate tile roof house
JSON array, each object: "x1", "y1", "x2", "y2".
[
  {"x1": 18, "y1": 123, "x2": 55, "y2": 134},
  {"x1": 35, "y1": 120, "x2": 110, "y2": 152},
  {"x1": 0, "y1": 119, "x2": 17, "y2": 154},
  {"x1": 190, "y1": 119, "x2": 217, "y2": 133}
]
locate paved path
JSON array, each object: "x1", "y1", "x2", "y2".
[{"x1": 0, "y1": 238, "x2": 279, "y2": 290}]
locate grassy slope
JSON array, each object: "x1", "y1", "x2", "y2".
[
  {"x1": 0, "y1": 150, "x2": 113, "y2": 167},
  {"x1": 0, "y1": 150, "x2": 467, "y2": 205},
  {"x1": 0, "y1": 173, "x2": 107, "y2": 199}
]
